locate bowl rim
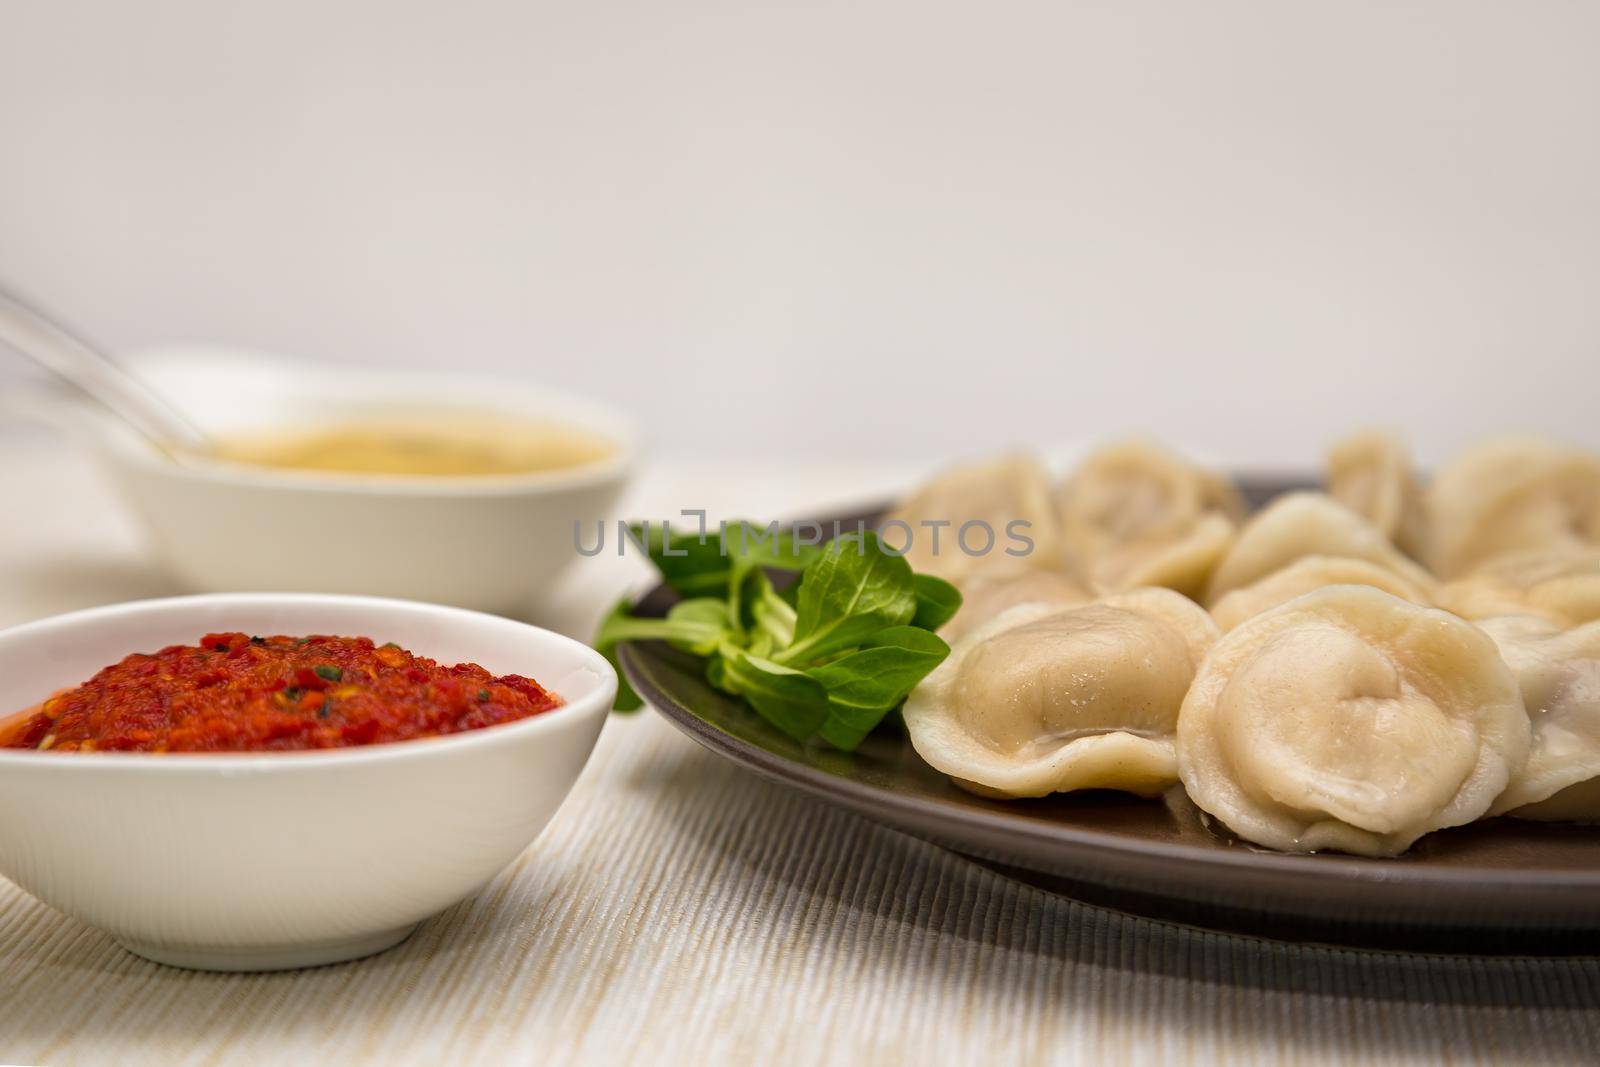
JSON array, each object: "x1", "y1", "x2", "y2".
[
  {"x1": 85, "y1": 346, "x2": 641, "y2": 498},
  {"x1": 0, "y1": 593, "x2": 616, "y2": 772}
]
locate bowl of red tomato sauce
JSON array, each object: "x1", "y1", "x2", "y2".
[{"x1": 0, "y1": 594, "x2": 615, "y2": 971}]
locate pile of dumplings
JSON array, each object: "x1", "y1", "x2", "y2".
[{"x1": 892, "y1": 433, "x2": 1600, "y2": 857}]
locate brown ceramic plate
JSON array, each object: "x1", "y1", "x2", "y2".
[{"x1": 617, "y1": 485, "x2": 1600, "y2": 954}]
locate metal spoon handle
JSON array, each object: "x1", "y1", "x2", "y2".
[{"x1": 0, "y1": 285, "x2": 210, "y2": 453}]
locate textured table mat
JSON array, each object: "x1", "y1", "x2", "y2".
[
  {"x1": 1, "y1": 441, "x2": 1598, "y2": 1065},
  {"x1": 6, "y1": 712, "x2": 1600, "y2": 1066}
]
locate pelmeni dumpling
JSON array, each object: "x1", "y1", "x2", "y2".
[
  {"x1": 1509, "y1": 779, "x2": 1600, "y2": 823},
  {"x1": 905, "y1": 588, "x2": 1218, "y2": 799},
  {"x1": 1209, "y1": 554, "x2": 1434, "y2": 632},
  {"x1": 1325, "y1": 430, "x2": 1427, "y2": 559},
  {"x1": 882, "y1": 452, "x2": 1065, "y2": 585},
  {"x1": 1203, "y1": 492, "x2": 1436, "y2": 606},
  {"x1": 1425, "y1": 437, "x2": 1600, "y2": 579},
  {"x1": 1435, "y1": 547, "x2": 1600, "y2": 628},
  {"x1": 1476, "y1": 615, "x2": 1600, "y2": 820},
  {"x1": 1056, "y1": 440, "x2": 1244, "y2": 598},
  {"x1": 1177, "y1": 586, "x2": 1529, "y2": 856},
  {"x1": 941, "y1": 569, "x2": 1092, "y2": 641}
]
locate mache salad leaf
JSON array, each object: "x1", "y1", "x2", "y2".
[{"x1": 593, "y1": 529, "x2": 958, "y2": 750}]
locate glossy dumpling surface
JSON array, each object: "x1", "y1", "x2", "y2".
[
  {"x1": 1057, "y1": 440, "x2": 1244, "y2": 598},
  {"x1": 1477, "y1": 615, "x2": 1600, "y2": 820},
  {"x1": 1435, "y1": 547, "x2": 1600, "y2": 628},
  {"x1": 941, "y1": 569, "x2": 1092, "y2": 642},
  {"x1": 1203, "y1": 492, "x2": 1436, "y2": 606},
  {"x1": 1177, "y1": 586, "x2": 1528, "y2": 856},
  {"x1": 1325, "y1": 430, "x2": 1427, "y2": 559},
  {"x1": 904, "y1": 588, "x2": 1218, "y2": 799},
  {"x1": 881, "y1": 452, "x2": 1064, "y2": 585},
  {"x1": 1425, "y1": 437, "x2": 1600, "y2": 578},
  {"x1": 1209, "y1": 554, "x2": 1434, "y2": 632}
]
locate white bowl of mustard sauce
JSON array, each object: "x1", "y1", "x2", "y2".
[{"x1": 26, "y1": 346, "x2": 636, "y2": 615}]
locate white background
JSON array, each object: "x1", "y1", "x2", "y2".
[{"x1": 1, "y1": 0, "x2": 1596, "y2": 466}]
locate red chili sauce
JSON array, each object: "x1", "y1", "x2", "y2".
[{"x1": 1, "y1": 633, "x2": 561, "y2": 753}]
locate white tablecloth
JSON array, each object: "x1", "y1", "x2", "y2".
[{"x1": 1, "y1": 438, "x2": 1597, "y2": 1066}]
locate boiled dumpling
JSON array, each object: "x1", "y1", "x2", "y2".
[
  {"x1": 904, "y1": 588, "x2": 1218, "y2": 799},
  {"x1": 1425, "y1": 437, "x2": 1600, "y2": 578},
  {"x1": 1325, "y1": 430, "x2": 1427, "y2": 559},
  {"x1": 1435, "y1": 547, "x2": 1600, "y2": 628},
  {"x1": 1209, "y1": 554, "x2": 1434, "y2": 632},
  {"x1": 1476, "y1": 615, "x2": 1600, "y2": 820},
  {"x1": 1203, "y1": 492, "x2": 1436, "y2": 606},
  {"x1": 1509, "y1": 779, "x2": 1600, "y2": 822},
  {"x1": 1177, "y1": 586, "x2": 1529, "y2": 856},
  {"x1": 1074, "y1": 512, "x2": 1237, "y2": 600},
  {"x1": 881, "y1": 452, "x2": 1065, "y2": 585},
  {"x1": 941, "y1": 569, "x2": 1092, "y2": 641},
  {"x1": 1056, "y1": 440, "x2": 1244, "y2": 598}
]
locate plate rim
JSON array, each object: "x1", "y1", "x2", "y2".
[
  {"x1": 621, "y1": 639, "x2": 1600, "y2": 897},
  {"x1": 615, "y1": 485, "x2": 1600, "y2": 924}
]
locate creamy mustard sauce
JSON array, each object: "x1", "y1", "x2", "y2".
[{"x1": 213, "y1": 415, "x2": 615, "y2": 478}]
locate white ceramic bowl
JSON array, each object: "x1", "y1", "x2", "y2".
[
  {"x1": 14, "y1": 346, "x2": 636, "y2": 615},
  {"x1": 0, "y1": 594, "x2": 615, "y2": 971}
]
